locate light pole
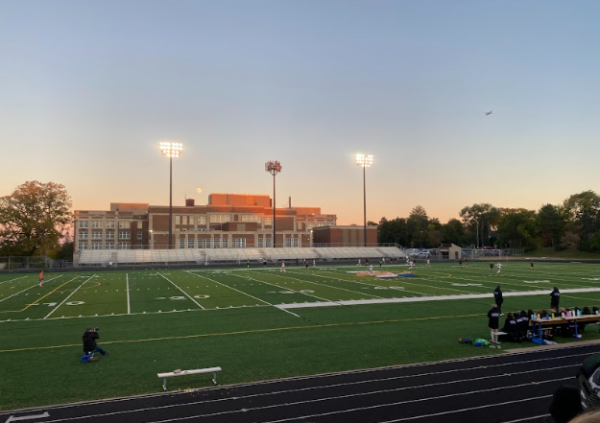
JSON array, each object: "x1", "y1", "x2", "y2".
[
  {"x1": 160, "y1": 141, "x2": 183, "y2": 249},
  {"x1": 265, "y1": 161, "x2": 282, "y2": 248},
  {"x1": 356, "y1": 154, "x2": 373, "y2": 247}
]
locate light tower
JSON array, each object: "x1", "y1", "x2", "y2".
[
  {"x1": 265, "y1": 161, "x2": 282, "y2": 248},
  {"x1": 160, "y1": 141, "x2": 183, "y2": 249},
  {"x1": 356, "y1": 153, "x2": 373, "y2": 247}
]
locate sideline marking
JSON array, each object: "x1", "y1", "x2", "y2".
[
  {"x1": 126, "y1": 274, "x2": 131, "y2": 314},
  {"x1": 5, "y1": 412, "x2": 50, "y2": 422},
  {"x1": 21, "y1": 277, "x2": 78, "y2": 312},
  {"x1": 0, "y1": 275, "x2": 63, "y2": 305}
]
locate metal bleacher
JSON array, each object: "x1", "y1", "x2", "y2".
[{"x1": 77, "y1": 246, "x2": 406, "y2": 267}]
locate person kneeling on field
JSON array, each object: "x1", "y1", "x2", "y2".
[{"x1": 82, "y1": 327, "x2": 108, "y2": 362}]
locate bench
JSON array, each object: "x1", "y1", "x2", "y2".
[
  {"x1": 530, "y1": 315, "x2": 600, "y2": 344},
  {"x1": 157, "y1": 366, "x2": 222, "y2": 391}
]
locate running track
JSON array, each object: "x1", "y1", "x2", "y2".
[{"x1": 3, "y1": 343, "x2": 598, "y2": 423}]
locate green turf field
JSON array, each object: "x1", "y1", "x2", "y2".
[{"x1": 2, "y1": 261, "x2": 600, "y2": 411}]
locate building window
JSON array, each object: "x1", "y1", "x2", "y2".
[
  {"x1": 106, "y1": 232, "x2": 115, "y2": 239},
  {"x1": 266, "y1": 238, "x2": 272, "y2": 248},
  {"x1": 79, "y1": 232, "x2": 88, "y2": 239},
  {"x1": 106, "y1": 242, "x2": 114, "y2": 249},
  {"x1": 239, "y1": 239, "x2": 246, "y2": 248},
  {"x1": 223, "y1": 238, "x2": 228, "y2": 248},
  {"x1": 264, "y1": 217, "x2": 272, "y2": 226},
  {"x1": 79, "y1": 242, "x2": 88, "y2": 250},
  {"x1": 137, "y1": 242, "x2": 143, "y2": 249},
  {"x1": 178, "y1": 238, "x2": 184, "y2": 249},
  {"x1": 241, "y1": 214, "x2": 257, "y2": 222},
  {"x1": 258, "y1": 237, "x2": 263, "y2": 248},
  {"x1": 119, "y1": 232, "x2": 130, "y2": 239},
  {"x1": 91, "y1": 232, "x2": 102, "y2": 239},
  {"x1": 91, "y1": 220, "x2": 102, "y2": 228},
  {"x1": 182, "y1": 216, "x2": 188, "y2": 225},
  {"x1": 137, "y1": 221, "x2": 143, "y2": 229},
  {"x1": 106, "y1": 221, "x2": 115, "y2": 229},
  {"x1": 119, "y1": 242, "x2": 129, "y2": 249},
  {"x1": 79, "y1": 220, "x2": 89, "y2": 228},
  {"x1": 206, "y1": 239, "x2": 211, "y2": 249},
  {"x1": 118, "y1": 221, "x2": 129, "y2": 229},
  {"x1": 285, "y1": 238, "x2": 291, "y2": 248},
  {"x1": 92, "y1": 242, "x2": 102, "y2": 250},
  {"x1": 222, "y1": 214, "x2": 231, "y2": 222},
  {"x1": 175, "y1": 216, "x2": 181, "y2": 225},
  {"x1": 214, "y1": 238, "x2": 220, "y2": 249},
  {"x1": 198, "y1": 216, "x2": 206, "y2": 225},
  {"x1": 293, "y1": 238, "x2": 299, "y2": 248},
  {"x1": 137, "y1": 232, "x2": 143, "y2": 240},
  {"x1": 198, "y1": 239, "x2": 204, "y2": 249},
  {"x1": 188, "y1": 238, "x2": 195, "y2": 249}
]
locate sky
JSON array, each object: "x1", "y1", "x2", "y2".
[{"x1": 1, "y1": 0, "x2": 599, "y2": 225}]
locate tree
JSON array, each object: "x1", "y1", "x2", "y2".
[
  {"x1": 459, "y1": 204, "x2": 501, "y2": 247},
  {"x1": 0, "y1": 181, "x2": 73, "y2": 256},
  {"x1": 442, "y1": 218, "x2": 467, "y2": 245},
  {"x1": 563, "y1": 191, "x2": 600, "y2": 252},
  {"x1": 496, "y1": 209, "x2": 540, "y2": 251},
  {"x1": 537, "y1": 204, "x2": 566, "y2": 248}
]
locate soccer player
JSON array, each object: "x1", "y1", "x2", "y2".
[
  {"x1": 488, "y1": 304, "x2": 501, "y2": 345},
  {"x1": 497, "y1": 262, "x2": 502, "y2": 275},
  {"x1": 356, "y1": 259, "x2": 361, "y2": 266},
  {"x1": 530, "y1": 262, "x2": 535, "y2": 272},
  {"x1": 38, "y1": 271, "x2": 44, "y2": 287},
  {"x1": 493, "y1": 285, "x2": 504, "y2": 315},
  {"x1": 489, "y1": 262, "x2": 494, "y2": 274},
  {"x1": 550, "y1": 287, "x2": 561, "y2": 310},
  {"x1": 369, "y1": 264, "x2": 374, "y2": 274},
  {"x1": 280, "y1": 261, "x2": 286, "y2": 273},
  {"x1": 426, "y1": 259, "x2": 431, "y2": 267}
]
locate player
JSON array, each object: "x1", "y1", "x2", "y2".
[
  {"x1": 493, "y1": 285, "x2": 504, "y2": 315},
  {"x1": 530, "y1": 262, "x2": 534, "y2": 272},
  {"x1": 497, "y1": 262, "x2": 502, "y2": 275},
  {"x1": 312, "y1": 259, "x2": 316, "y2": 268},
  {"x1": 38, "y1": 271, "x2": 44, "y2": 287},
  {"x1": 280, "y1": 261, "x2": 286, "y2": 273},
  {"x1": 426, "y1": 259, "x2": 431, "y2": 267},
  {"x1": 459, "y1": 259, "x2": 463, "y2": 269},
  {"x1": 368, "y1": 264, "x2": 374, "y2": 274},
  {"x1": 305, "y1": 260, "x2": 309, "y2": 270},
  {"x1": 356, "y1": 259, "x2": 361, "y2": 266},
  {"x1": 550, "y1": 287, "x2": 561, "y2": 310},
  {"x1": 489, "y1": 262, "x2": 494, "y2": 274},
  {"x1": 488, "y1": 304, "x2": 501, "y2": 346}
]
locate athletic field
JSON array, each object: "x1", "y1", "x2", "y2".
[{"x1": 2, "y1": 261, "x2": 600, "y2": 411}]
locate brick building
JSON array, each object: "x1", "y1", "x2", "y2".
[
  {"x1": 74, "y1": 194, "x2": 338, "y2": 253},
  {"x1": 312, "y1": 225, "x2": 378, "y2": 247}
]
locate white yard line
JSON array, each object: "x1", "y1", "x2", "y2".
[
  {"x1": 276, "y1": 271, "x2": 385, "y2": 299},
  {"x1": 158, "y1": 272, "x2": 205, "y2": 309},
  {"x1": 0, "y1": 275, "x2": 27, "y2": 286},
  {"x1": 0, "y1": 275, "x2": 63, "y2": 304},
  {"x1": 44, "y1": 275, "x2": 95, "y2": 319},
  {"x1": 276, "y1": 287, "x2": 600, "y2": 309},
  {"x1": 186, "y1": 271, "x2": 300, "y2": 318},
  {"x1": 310, "y1": 271, "x2": 428, "y2": 297},
  {"x1": 126, "y1": 273, "x2": 131, "y2": 314}
]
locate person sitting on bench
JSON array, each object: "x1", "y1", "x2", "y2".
[{"x1": 502, "y1": 313, "x2": 521, "y2": 342}]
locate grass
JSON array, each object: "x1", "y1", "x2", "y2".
[
  {"x1": 524, "y1": 247, "x2": 600, "y2": 259},
  {"x1": 2, "y1": 261, "x2": 600, "y2": 411}
]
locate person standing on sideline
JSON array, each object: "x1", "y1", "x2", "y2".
[
  {"x1": 530, "y1": 262, "x2": 535, "y2": 272},
  {"x1": 489, "y1": 262, "x2": 495, "y2": 274},
  {"x1": 550, "y1": 287, "x2": 561, "y2": 310},
  {"x1": 497, "y1": 262, "x2": 502, "y2": 275},
  {"x1": 488, "y1": 304, "x2": 501, "y2": 344},
  {"x1": 280, "y1": 261, "x2": 286, "y2": 273},
  {"x1": 38, "y1": 271, "x2": 44, "y2": 287},
  {"x1": 82, "y1": 327, "x2": 108, "y2": 357},
  {"x1": 494, "y1": 285, "x2": 504, "y2": 315}
]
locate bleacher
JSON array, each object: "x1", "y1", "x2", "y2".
[{"x1": 77, "y1": 246, "x2": 406, "y2": 267}]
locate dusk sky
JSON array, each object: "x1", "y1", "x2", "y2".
[{"x1": 1, "y1": 1, "x2": 598, "y2": 225}]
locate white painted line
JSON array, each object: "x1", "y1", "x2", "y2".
[
  {"x1": 44, "y1": 275, "x2": 95, "y2": 319},
  {"x1": 0, "y1": 275, "x2": 27, "y2": 286},
  {"x1": 126, "y1": 274, "x2": 131, "y2": 315},
  {"x1": 158, "y1": 273, "x2": 204, "y2": 310},
  {"x1": 0, "y1": 275, "x2": 63, "y2": 304},
  {"x1": 501, "y1": 415, "x2": 549, "y2": 423},
  {"x1": 6, "y1": 411, "x2": 50, "y2": 422}
]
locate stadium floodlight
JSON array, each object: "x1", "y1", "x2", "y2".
[
  {"x1": 356, "y1": 154, "x2": 373, "y2": 247},
  {"x1": 160, "y1": 141, "x2": 183, "y2": 249},
  {"x1": 265, "y1": 161, "x2": 282, "y2": 248}
]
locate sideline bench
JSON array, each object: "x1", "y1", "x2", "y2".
[
  {"x1": 530, "y1": 315, "x2": 600, "y2": 344},
  {"x1": 157, "y1": 366, "x2": 222, "y2": 391}
]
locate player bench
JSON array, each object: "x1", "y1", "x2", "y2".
[{"x1": 157, "y1": 366, "x2": 222, "y2": 391}]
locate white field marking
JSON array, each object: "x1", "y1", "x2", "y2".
[
  {"x1": 275, "y1": 287, "x2": 600, "y2": 309},
  {"x1": 372, "y1": 396, "x2": 554, "y2": 423},
  {"x1": 501, "y1": 415, "x2": 550, "y2": 423},
  {"x1": 134, "y1": 379, "x2": 566, "y2": 423},
  {"x1": 427, "y1": 271, "x2": 558, "y2": 291},
  {"x1": 231, "y1": 272, "x2": 341, "y2": 305},
  {"x1": 268, "y1": 270, "x2": 385, "y2": 299},
  {"x1": 410, "y1": 276, "x2": 484, "y2": 294},
  {"x1": 185, "y1": 271, "x2": 300, "y2": 318},
  {"x1": 308, "y1": 270, "x2": 427, "y2": 296},
  {"x1": 126, "y1": 274, "x2": 131, "y2": 314},
  {"x1": 44, "y1": 275, "x2": 95, "y2": 319},
  {"x1": 157, "y1": 273, "x2": 204, "y2": 310},
  {"x1": 5, "y1": 412, "x2": 50, "y2": 422},
  {"x1": 0, "y1": 275, "x2": 63, "y2": 304},
  {"x1": 28, "y1": 362, "x2": 577, "y2": 423},
  {"x1": 0, "y1": 275, "x2": 27, "y2": 286}
]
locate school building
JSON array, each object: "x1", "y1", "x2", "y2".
[{"x1": 73, "y1": 193, "x2": 339, "y2": 255}]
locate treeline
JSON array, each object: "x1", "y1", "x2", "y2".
[{"x1": 377, "y1": 190, "x2": 600, "y2": 253}]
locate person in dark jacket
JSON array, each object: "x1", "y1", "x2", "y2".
[
  {"x1": 518, "y1": 310, "x2": 530, "y2": 339},
  {"x1": 550, "y1": 287, "x2": 561, "y2": 310},
  {"x1": 502, "y1": 313, "x2": 520, "y2": 342},
  {"x1": 493, "y1": 285, "x2": 504, "y2": 315},
  {"x1": 488, "y1": 304, "x2": 501, "y2": 344},
  {"x1": 83, "y1": 327, "x2": 108, "y2": 356}
]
